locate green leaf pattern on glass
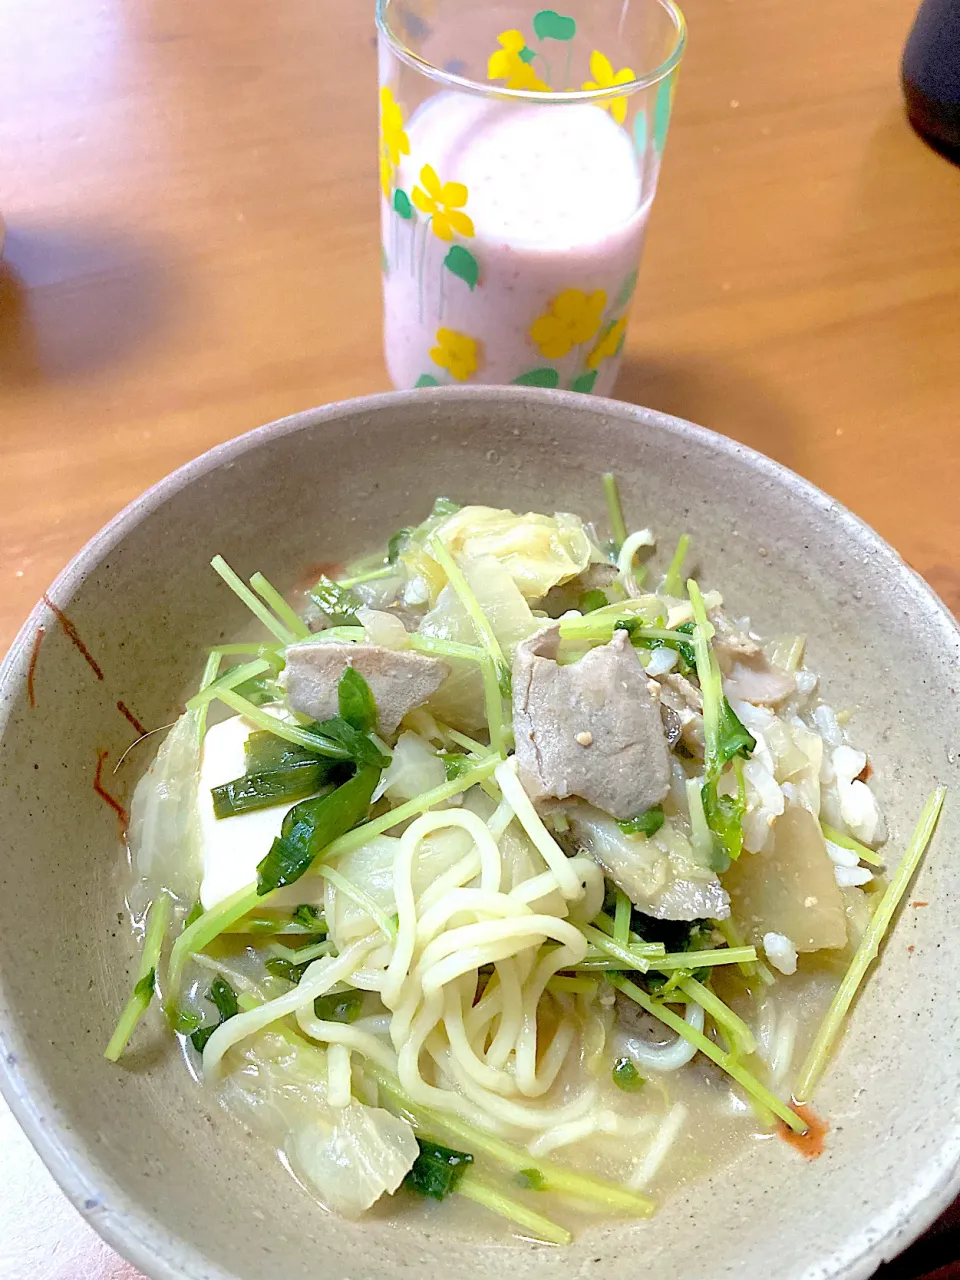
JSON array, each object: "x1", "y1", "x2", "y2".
[
  {"x1": 394, "y1": 189, "x2": 413, "y2": 219},
  {"x1": 443, "y1": 244, "x2": 480, "y2": 290},
  {"x1": 513, "y1": 368, "x2": 561, "y2": 388},
  {"x1": 654, "y1": 74, "x2": 674, "y2": 153},
  {"x1": 532, "y1": 9, "x2": 577, "y2": 40}
]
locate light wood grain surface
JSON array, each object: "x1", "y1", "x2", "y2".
[{"x1": 1, "y1": 0, "x2": 958, "y2": 1276}]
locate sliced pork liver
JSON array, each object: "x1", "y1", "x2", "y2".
[
  {"x1": 512, "y1": 625, "x2": 670, "y2": 820},
  {"x1": 284, "y1": 643, "x2": 449, "y2": 736}
]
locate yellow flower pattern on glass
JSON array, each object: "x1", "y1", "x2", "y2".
[
  {"x1": 488, "y1": 29, "x2": 549, "y2": 91},
  {"x1": 582, "y1": 50, "x2": 636, "y2": 126},
  {"x1": 412, "y1": 165, "x2": 476, "y2": 241},
  {"x1": 379, "y1": 86, "x2": 409, "y2": 197},
  {"x1": 530, "y1": 289, "x2": 607, "y2": 360},
  {"x1": 587, "y1": 316, "x2": 628, "y2": 369},
  {"x1": 431, "y1": 328, "x2": 480, "y2": 381}
]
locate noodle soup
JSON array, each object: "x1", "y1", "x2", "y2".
[{"x1": 106, "y1": 482, "x2": 941, "y2": 1243}]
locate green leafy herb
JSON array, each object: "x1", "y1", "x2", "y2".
[
  {"x1": 133, "y1": 968, "x2": 156, "y2": 1001},
  {"x1": 578, "y1": 589, "x2": 608, "y2": 614},
  {"x1": 189, "y1": 975, "x2": 239, "y2": 1053},
  {"x1": 212, "y1": 764, "x2": 333, "y2": 819},
  {"x1": 441, "y1": 751, "x2": 472, "y2": 780},
  {"x1": 173, "y1": 1009, "x2": 202, "y2": 1035},
  {"x1": 257, "y1": 765, "x2": 381, "y2": 895},
  {"x1": 292, "y1": 903, "x2": 323, "y2": 929},
  {"x1": 310, "y1": 716, "x2": 390, "y2": 769},
  {"x1": 688, "y1": 581, "x2": 756, "y2": 864},
  {"x1": 231, "y1": 672, "x2": 278, "y2": 706},
  {"x1": 630, "y1": 912, "x2": 709, "y2": 954},
  {"x1": 516, "y1": 1168, "x2": 546, "y2": 1190},
  {"x1": 716, "y1": 698, "x2": 756, "y2": 766},
  {"x1": 629, "y1": 621, "x2": 696, "y2": 675},
  {"x1": 404, "y1": 1138, "x2": 474, "y2": 1200},
  {"x1": 387, "y1": 527, "x2": 412, "y2": 563},
  {"x1": 189, "y1": 1025, "x2": 218, "y2": 1052},
  {"x1": 612, "y1": 1056, "x2": 645, "y2": 1092},
  {"x1": 209, "y1": 976, "x2": 238, "y2": 1022},
  {"x1": 185, "y1": 900, "x2": 204, "y2": 927},
  {"x1": 308, "y1": 574, "x2": 362, "y2": 625},
  {"x1": 313, "y1": 989, "x2": 364, "y2": 1023},
  {"x1": 337, "y1": 666, "x2": 378, "y2": 734},
  {"x1": 701, "y1": 760, "x2": 746, "y2": 868},
  {"x1": 618, "y1": 805, "x2": 665, "y2": 837},
  {"x1": 265, "y1": 956, "x2": 313, "y2": 983}
]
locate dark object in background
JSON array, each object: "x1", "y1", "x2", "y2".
[{"x1": 902, "y1": 0, "x2": 960, "y2": 160}]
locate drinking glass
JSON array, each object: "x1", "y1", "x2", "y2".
[{"x1": 376, "y1": 0, "x2": 685, "y2": 396}]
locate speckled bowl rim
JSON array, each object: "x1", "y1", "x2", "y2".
[{"x1": 1, "y1": 386, "x2": 958, "y2": 1280}]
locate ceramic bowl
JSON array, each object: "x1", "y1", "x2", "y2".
[{"x1": 1, "y1": 387, "x2": 958, "y2": 1280}]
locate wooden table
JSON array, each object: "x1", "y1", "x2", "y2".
[{"x1": 1, "y1": 0, "x2": 958, "y2": 1275}]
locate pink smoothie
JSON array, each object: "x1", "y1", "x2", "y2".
[{"x1": 381, "y1": 91, "x2": 650, "y2": 395}]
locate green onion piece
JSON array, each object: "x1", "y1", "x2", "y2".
[
  {"x1": 308, "y1": 574, "x2": 362, "y2": 625},
  {"x1": 291, "y1": 903, "x2": 323, "y2": 930},
  {"x1": 458, "y1": 1172, "x2": 572, "y2": 1245},
  {"x1": 313, "y1": 988, "x2": 364, "y2": 1023},
  {"x1": 612, "y1": 1056, "x2": 645, "y2": 1092},
  {"x1": 212, "y1": 764, "x2": 333, "y2": 819},
  {"x1": 244, "y1": 733, "x2": 321, "y2": 773},
  {"x1": 185, "y1": 658, "x2": 272, "y2": 713},
  {"x1": 516, "y1": 1168, "x2": 546, "y2": 1190},
  {"x1": 104, "y1": 895, "x2": 171, "y2": 1062},
  {"x1": 662, "y1": 534, "x2": 691, "y2": 598},
  {"x1": 248, "y1": 571, "x2": 310, "y2": 640},
  {"x1": 366, "y1": 1064, "x2": 654, "y2": 1216},
  {"x1": 618, "y1": 805, "x2": 665, "y2": 838},
  {"x1": 794, "y1": 787, "x2": 946, "y2": 1103},
  {"x1": 602, "y1": 472, "x2": 628, "y2": 554},
  {"x1": 257, "y1": 765, "x2": 381, "y2": 895},
  {"x1": 821, "y1": 822, "x2": 884, "y2": 868},
  {"x1": 404, "y1": 1138, "x2": 474, "y2": 1200},
  {"x1": 578, "y1": 589, "x2": 608, "y2": 614},
  {"x1": 338, "y1": 666, "x2": 378, "y2": 734},
  {"x1": 611, "y1": 974, "x2": 807, "y2": 1133},
  {"x1": 210, "y1": 555, "x2": 296, "y2": 645},
  {"x1": 184, "y1": 901, "x2": 204, "y2": 928}
]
